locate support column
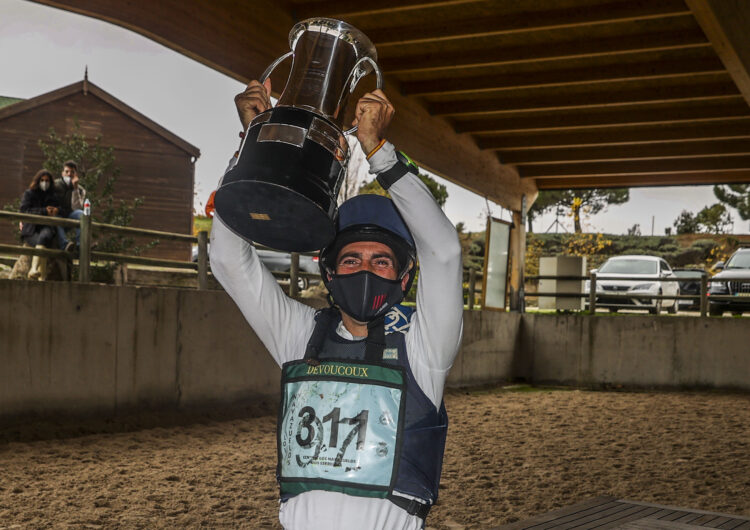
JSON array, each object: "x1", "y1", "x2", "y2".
[
  {"x1": 197, "y1": 230, "x2": 208, "y2": 290},
  {"x1": 508, "y1": 196, "x2": 527, "y2": 312},
  {"x1": 79, "y1": 213, "x2": 91, "y2": 283}
]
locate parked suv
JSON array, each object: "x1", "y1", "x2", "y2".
[{"x1": 707, "y1": 246, "x2": 750, "y2": 316}]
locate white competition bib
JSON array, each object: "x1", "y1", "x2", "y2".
[{"x1": 278, "y1": 360, "x2": 406, "y2": 498}]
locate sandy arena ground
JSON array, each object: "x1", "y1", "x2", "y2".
[{"x1": 1, "y1": 387, "x2": 749, "y2": 529}]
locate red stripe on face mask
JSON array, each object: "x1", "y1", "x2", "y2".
[{"x1": 372, "y1": 294, "x2": 386, "y2": 310}]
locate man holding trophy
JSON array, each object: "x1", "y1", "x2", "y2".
[{"x1": 210, "y1": 18, "x2": 463, "y2": 529}]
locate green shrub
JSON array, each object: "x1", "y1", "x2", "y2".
[{"x1": 525, "y1": 232, "x2": 726, "y2": 272}]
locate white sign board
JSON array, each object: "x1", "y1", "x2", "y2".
[{"x1": 482, "y1": 217, "x2": 511, "y2": 311}]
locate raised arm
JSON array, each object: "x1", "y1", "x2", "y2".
[
  {"x1": 371, "y1": 145, "x2": 464, "y2": 405},
  {"x1": 352, "y1": 90, "x2": 463, "y2": 405},
  {"x1": 210, "y1": 203, "x2": 316, "y2": 366}
]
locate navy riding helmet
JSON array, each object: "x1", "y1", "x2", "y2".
[{"x1": 319, "y1": 194, "x2": 417, "y2": 294}]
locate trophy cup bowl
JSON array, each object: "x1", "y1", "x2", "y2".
[{"x1": 214, "y1": 18, "x2": 382, "y2": 252}]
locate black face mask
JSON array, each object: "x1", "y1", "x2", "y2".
[{"x1": 327, "y1": 270, "x2": 406, "y2": 323}]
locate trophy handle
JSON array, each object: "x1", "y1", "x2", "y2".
[
  {"x1": 259, "y1": 51, "x2": 294, "y2": 91},
  {"x1": 342, "y1": 57, "x2": 384, "y2": 135}
]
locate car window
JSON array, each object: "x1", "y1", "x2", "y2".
[
  {"x1": 660, "y1": 260, "x2": 671, "y2": 273},
  {"x1": 598, "y1": 259, "x2": 658, "y2": 274},
  {"x1": 725, "y1": 251, "x2": 750, "y2": 269}
]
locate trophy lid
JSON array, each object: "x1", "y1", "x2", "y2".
[{"x1": 289, "y1": 18, "x2": 377, "y2": 70}]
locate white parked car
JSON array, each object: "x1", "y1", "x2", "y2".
[
  {"x1": 585, "y1": 255, "x2": 680, "y2": 314},
  {"x1": 191, "y1": 244, "x2": 320, "y2": 290}
]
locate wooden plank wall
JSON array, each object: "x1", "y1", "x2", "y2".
[{"x1": 0, "y1": 91, "x2": 195, "y2": 260}]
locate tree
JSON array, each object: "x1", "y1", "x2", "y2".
[
  {"x1": 570, "y1": 189, "x2": 629, "y2": 233},
  {"x1": 462, "y1": 232, "x2": 485, "y2": 271},
  {"x1": 696, "y1": 203, "x2": 732, "y2": 234},
  {"x1": 528, "y1": 188, "x2": 629, "y2": 233},
  {"x1": 714, "y1": 184, "x2": 750, "y2": 220},
  {"x1": 38, "y1": 123, "x2": 154, "y2": 261},
  {"x1": 673, "y1": 210, "x2": 700, "y2": 234},
  {"x1": 673, "y1": 205, "x2": 732, "y2": 234},
  {"x1": 358, "y1": 172, "x2": 448, "y2": 207},
  {"x1": 626, "y1": 223, "x2": 641, "y2": 236},
  {"x1": 526, "y1": 190, "x2": 564, "y2": 232}
]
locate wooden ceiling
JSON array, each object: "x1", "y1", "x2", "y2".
[
  {"x1": 286, "y1": 0, "x2": 750, "y2": 191},
  {"x1": 32, "y1": 0, "x2": 750, "y2": 208}
]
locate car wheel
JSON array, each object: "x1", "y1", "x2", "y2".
[
  {"x1": 667, "y1": 288, "x2": 679, "y2": 314},
  {"x1": 732, "y1": 311, "x2": 743, "y2": 316},
  {"x1": 709, "y1": 305, "x2": 723, "y2": 317},
  {"x1": 608, "y1": 308, "x2": 618, "y2": 313},
  {"x1": 296, "y1": 275, "x2": 309, "y2": 291}
]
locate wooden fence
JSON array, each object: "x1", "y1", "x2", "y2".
[
  {"x1": 2, "y1": 209, "x2": 492, "y2": 304},
  {"x1": 0, "y1": 210, "x2": 317, "y2": 295}
]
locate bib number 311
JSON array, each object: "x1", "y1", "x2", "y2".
[{"x1": 296, "y1": 406, "x2": 368, "y2": 467}]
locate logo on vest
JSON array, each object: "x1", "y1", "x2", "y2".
[
  {"x1": 382, "y1": 348, "x2": 398, "y2": 360},
  {"x1": 306, "y1": 364, "x2": 369, "y2": 378}
]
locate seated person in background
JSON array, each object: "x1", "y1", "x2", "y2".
[
  {"x1": 20, "y1": 169, "x2": 60, "y2": 280},
  {"x1": 53, "y1": 160, "x2": 86, "y2": 252}
]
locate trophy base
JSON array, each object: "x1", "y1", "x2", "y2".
[
  {"x1": 214, "y1": 107, "x2": 346, "y2": 253},
  {"x1": 214, "y1": 180, "x2": 335, "y2": 253}
]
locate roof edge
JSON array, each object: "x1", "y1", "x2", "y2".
[{"x1": 0, "y1": 80, "x2": 201, "y2": 158}]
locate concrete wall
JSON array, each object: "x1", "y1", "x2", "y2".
[
  {"x1": 448, "y1": 310, "x2": 520, "y2": 387},
  {"x1": 0, "y1": 280, "x2": 279, "y2": 419},
  {"x1": 522, "y1": 313, "x2": 750, "y2": 390},
  {"x1": 1, "y1": 280, "x2": 748, "y2": 421}
]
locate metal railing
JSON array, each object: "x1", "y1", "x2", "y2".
[
  {"x1": 525, "y1": 272, "x2": 750, "y2": 316},
  {"x1": 463, "y1": 268, "x2": 483, "y2": 310},
  {"x1": 9, "y1": 210, "x2": 739, "y2": 314},
  {"x1": 0, "y1": 210, "x2": 318, "y2": 292}
]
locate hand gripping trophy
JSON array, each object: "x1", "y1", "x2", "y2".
[{"x1": 214, "y1": 18, "x2": 383, "y2": 252}]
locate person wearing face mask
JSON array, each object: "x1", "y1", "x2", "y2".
[
  {"x1": 210, "y1": 80, "x2": 463, "y2": 530},
  {"x1": 53, "y1": 160, "x2": 87, "y2": 252},
  {"x1": 20, "y1": 169, "x2": 61, "y2": 280}
]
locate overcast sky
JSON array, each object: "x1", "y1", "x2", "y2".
[{"x1": 2, "y1": 0, "x2": 747, "y2": 235}]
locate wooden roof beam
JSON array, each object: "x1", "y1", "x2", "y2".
[
  {"x1": 534, "y1": 170, "x2": 750, "y2": 189},
  {"x1": 453, "y1": 98, "x2": 750, "y2": 134},
  {"x1": 686, "y1": 0, "x2": 750, "y2": 106},
  {"x1": 32, "y1": 0, "x2": 294, "y2": 84},
  {"x1": 476, "y1": 119, "x2": 750, "y2": 149},
  {"x1": 370, "y1": 0, "x2": 689, "y2": 47},
  {"x1": 402, "y1": 57, "x2": 725, "y2": 97},
  {"x1": 518, "y1": 156, "x2": 750, "y2": 178},
  {"x1": 500, "y1": 139, "x2": 750, "y2": 165},
  {"x1": 291, "y1": 0, "x2": 475, "y2": 20},
  {"x1": 381, "y1": 28, "x2": 708, "y2": 74},
  {"x1": 29, "y1": 0, "x2": 532, "y2": 211},
  {"x1": 431, "y1": 77, "x2": 737, "y2": 117}
]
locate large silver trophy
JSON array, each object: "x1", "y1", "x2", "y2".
[{"x1": 214, "y1": 18, "x2": 382, "y2": 252}]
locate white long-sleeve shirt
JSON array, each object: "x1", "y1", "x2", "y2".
[{"x1": 210, "y1": 141, "x2": 464, "y2": 530}]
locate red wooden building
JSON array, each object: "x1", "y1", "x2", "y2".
[{"x1": 0, "y1": 77, "x2": 200, "y2": 260}]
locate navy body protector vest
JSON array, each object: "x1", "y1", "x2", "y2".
[{"x1": 276, "y1": 306, "x2": 448, "y2": 519}]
